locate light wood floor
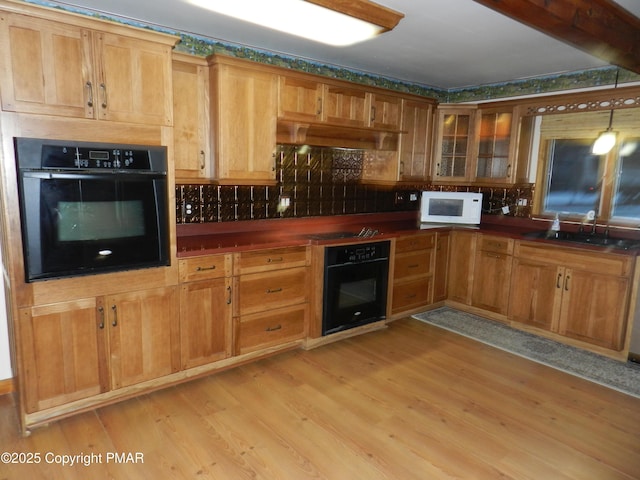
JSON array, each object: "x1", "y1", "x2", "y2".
[{"x1": 1, "y1": 317, "x2": 639, "y2": 480}]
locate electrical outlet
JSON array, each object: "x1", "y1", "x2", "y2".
[{"x1": 517, "y1": 198, "x2": 527, "y2": 206}]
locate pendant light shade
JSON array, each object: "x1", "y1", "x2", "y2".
[{"x1": 592, "y1": 129, "x2": 617, "y2": 155}]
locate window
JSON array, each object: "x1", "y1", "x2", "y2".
[{"x1": 534, "y1": 108, "x2": 640, "y2": 224}]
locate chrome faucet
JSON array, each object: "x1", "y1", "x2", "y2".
[{"x1": 589, "y1": 211, "x2": 598, "y2": 235}]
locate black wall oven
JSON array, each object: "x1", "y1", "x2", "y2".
[
  {"x1": 15, "y1": 138, "x2": 170, "y2": 282},
  {"x1": 322, "y1": 240, "x2": 390, "y2": 336}
]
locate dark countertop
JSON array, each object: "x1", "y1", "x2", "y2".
[{"x1": 176, "y1": 213, "x2": 640, "y2": 258}]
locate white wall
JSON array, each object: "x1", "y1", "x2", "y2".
[{"x1": 0, "y1": 241, "x2": 12, "y2": 381}]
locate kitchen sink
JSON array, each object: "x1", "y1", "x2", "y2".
[{"x1": 522, "y1": 230, "x2": 640, "y2": 250}]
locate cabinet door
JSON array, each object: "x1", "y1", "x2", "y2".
[
  {"x1": 106, "y1": 287, "x2": 180, "y2": 389},
  {"x1": 180, "y1": 278, "x2": 232, "y2": 369},
  {"x1": 321, "y1": 84, "x2": 370, "y2": 127},
  {"x1": 447, "y1": 231, "x2": 476, "y2": 304},
  {"x1": 173, "y1": 54, "x2": 209, "y2": 179},
  {"x1": 95, "y1": 32, "x2": 172, "y2": 125},
  {"x1": 508, "y1": 258, "x2": 561, "y2": 331},
  {"x1": 0, "y1": 13, "x2": 94, "y2": 118},
  {"x1": 559, "y1": 270, "x2": 629, "y2": 350},
  {"x1": 475, "y1": 110, "x2": 514, "y2": 182},
  {"x1": 214, "y1": 63, "x2": 277, "y2": 182},
  {"x1": 18, "y1": 298, "x2": 107, "y2": 413},
  {"x1": 432, "y1": 107, "x2": 476, "y2": 182},
  {"x1": 277, "y1": 75, "x2": 323, "y2": 122},
  {"x1": 433, "y1": 232, "x2": 450, "y2": 303},
  {"x1": 471, "y1": 250, "x2": 512, "y2": 315},
  {"x1": 370, "y1": 93, "x2": 402, "y2": 130},
  {"x1": 399, "y1": 100, "x2": 433, "y2": 181}
]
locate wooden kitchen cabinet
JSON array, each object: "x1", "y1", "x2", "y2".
[
  {"x1": 210, "y1": 55, "x2": 278, "y2": 184},
  {"x1": 18, "y1": 298, "x2": 108, "y2": 413},
  {"x1": 432, "y1": 105, "x2": 477, "y2": 182},
  {"x1": 391, "y1": 234, "x2": 435, "y2": 315},
  {"x1": 471, "y1": 235, "x2": 513, "y2": 316},
  {"x1": 508, "y1": 242, "x2": 632, "y2": 351},
  {"x1": 105, "y1": 286, "x2": 180, "y2": 389},
  {"x1": 179, "y1": 254, "x2": 233, "y2": 369},
  {"x1": 277, "y1": 74, "x2": 323, "y2": 122},
  {"x1": 233, "y1": 246, "x2": 310, "y2": 355},
  {"x1": 370, "y1": 92, "x2": 402, "y2": 130},
  {"x1": 433, "y1": 231, "x2": 450, "y2": 303},
  {"x1": 321, "y1": 84, "x2": 370, "y2": 127},
  {"x1": 172, "y1": 52, "x2": 210, "y2": 179},
  {"x1": 447, "y1": 230, "x2": 477, "y2": 305},
  {"x1": 0, "y1": 9, "x2": 176, "y2": 125},
  {"x1": 398, "y1": 99, "x2": 434, "y2": 181}
]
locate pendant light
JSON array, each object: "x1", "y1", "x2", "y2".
[{"x1": 592, "y1": 69, "x2": 619, "y2": 155}]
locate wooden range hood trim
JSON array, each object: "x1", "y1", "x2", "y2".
[
  {"x1": 276, "y1": 119, "x2": 404, "y2": 149},
  {"x1": 472, "y1": 0, "x2": 640, "y2": 75}
]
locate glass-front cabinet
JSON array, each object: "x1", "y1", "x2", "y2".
[
  {"x1": 476, "y1": 109, "x2": 513, "y2": 180},
  {"x1": 432, "y1": 105, "x2": 477, "y2": 182}
]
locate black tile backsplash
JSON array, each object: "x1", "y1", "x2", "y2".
[{"x1": 175, "y1": 144, "x2": 533, "y2": 223}]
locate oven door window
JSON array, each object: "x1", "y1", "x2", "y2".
[{"x1": 21, "y1": 173, "x2": 168, "y2": 281}]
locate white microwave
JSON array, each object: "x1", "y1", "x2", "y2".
[{"x1": 419, "y1": 191, "x2": 483, "y2": 226}]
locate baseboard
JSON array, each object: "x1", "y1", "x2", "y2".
[{"x1": 0, "y1": 378, "x2": 14, "y2": 395}]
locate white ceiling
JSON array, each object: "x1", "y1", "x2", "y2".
[{"x1": 47, "y1": 0, "x2": 640, "y2": 90}]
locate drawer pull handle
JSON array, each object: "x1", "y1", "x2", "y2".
[
  {"x1": 407, "y1": 293, "x2": 417, "y2": 299},
  {"x1": 487, "y1": 253, "x2": 502, "y2": 259},
  {"x1": 266, "y1": 287, "x2": 283, "y2": 294},
  {"x1": 408, "y1": 264, "x2": 420, "y2": 268},
  {"x1": 196, "y1": 265, "x2": 216, "y2": 272},
  {"x1": 266, "y1": 324, "x2": 282, "y2": 332},
  {"x1": 268, "y1": 257, "x2": 284, "y2": 263}
]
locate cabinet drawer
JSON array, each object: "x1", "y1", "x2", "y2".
[
  {"x1": 179, "y1": 254, "x2": 231, "y2": 282},
  {"x1": 395, "y1": 234, "x2": 435, "y2": 253},
  {"x1": 234, "y1": 246, "x2": 309, "y2": 275},
  {"x1": 393, "y1": 250, "x2": 432, "y2": 280},
  {"x1": 237, "y1": 266, "x2": 308, "y2": 315},
  {"x1": 236, "y1": 304, "x2": 307, "y2": 355},
  {"x1": 479, "y1": 235, "x2": 513, "y2": 255},
  {"x1": 392, "y1": 277, "x2": 431, "y2": 314}
]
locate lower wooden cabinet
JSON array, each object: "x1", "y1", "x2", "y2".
[
  {"x1": 508, "y1": 242, "x2": 632, "y2": 351},
  {"x1": 18, "y1": 286, "x2": 180, "y2": 413},
  {"x1": 236, "y1": 303, "x2": 307, "y2": 355},
  {"x1": 18, "y1": 298, "x2": 107, "y2": 413},
  {"x1": 447, "y1": 230, "x2": 476, "y2": 305},
  {"x1": 471, "y1": 235, "x2": 513, "y2": 315},
  {"x1": 433, "y1": 232, "x2": 450, "y2": 303},
  {"x1": 391, "y1": 234, "x2": 435, "y2": 315}
]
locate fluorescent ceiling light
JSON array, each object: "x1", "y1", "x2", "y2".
[{"x1": 187, "y1": 0, "x2": 404, "y2": 46}]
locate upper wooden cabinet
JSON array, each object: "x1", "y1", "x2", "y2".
[
  {"x1": 432, "y1": 105, "x2": 477, "y2": 182},
  {"x1": 277, "y1": 75, "x2": 323, "y2": 123},
  {"x1": 210, "y1": 55, "x2": 278, "y2": 184},
  {"x1": 0, "y1": 8, "x2": 176, "y2": 125},
  {"x1": 173, "y1": 53, "x2": 210, "y2": 179},
  {"x1": 398, "y1": 99, "x2": 433, "y2": 181},
  {"x1": 321, "y1": 84, "x2": 370, "y2": 128},
  {"x1": 370, "y1": 92, "x2": 402, "y2": 130}
]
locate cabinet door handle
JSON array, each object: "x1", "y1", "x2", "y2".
[
  {"x1": 506, "y1": 164, "x2": 512, "y2": 177},
  {"x1": 98, "y1": 306, "x2": 105, "y2": 329},
  {"x1": 100, "y1": 83, "x2": 108, "y2": 108},
  {"x1": 564, "y1": 275, "x2": 570, "y2": 291},
  {"x1": 111, "y1": 304, "x2": 118, "y2": 327},
  {"x1": 199, "y1": 150, "x2": 205, "y2": 170},
  {"x1": 266, "y1": 324, "x2": 282, "y2": 332},
  {"x1": 226, "y1": 285, "x2": 232, "y2": 305},
  {"x1": 399, "y1": 161, "x2": 404, "y2": 175},
  {"x1": 267, "y1": 257, "x2": 283, "y2": 263},
  {"x1": 371, "y1": 106, "x2": 376, "y2": 122},
  {"x1": 266, "y1": 287, "x2": 283, "y2": 294},
  {"x1": 556, "y1": 272, "x2": 562, "y2": 289},
  {"x1": 317, "y1": 97, "x2": 322, "y2": 115},
  {"x1": 196, "y1": 265, "x2": 216, "y2": 272},
  {"x1": 86, "y1": 81, "x2": 94, "y2": 107}
]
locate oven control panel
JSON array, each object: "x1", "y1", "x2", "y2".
[
  {"x1": 326, "y1": 240, "x2": 390, "y2": 266},
  {"x1": 41, "y1": 145, "x2": 153, "y2": 170}
]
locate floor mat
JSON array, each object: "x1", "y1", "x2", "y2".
[{"x1": 413, "y1": 307, "x2": 640, "y2": 399}]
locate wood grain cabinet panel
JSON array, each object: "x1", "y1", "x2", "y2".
[
  {"x1": 391, "y1": 234, "x2": 435, "y2": 315},
  {"x1": 18, "y1": 298, "x2": 107, "y2": 413},
  {"x1": 0, "y1": 11, "x2": 174, "y2": 125},
  {"x1": 236, "y1": 304, "x2": 307, "y2": 355}
]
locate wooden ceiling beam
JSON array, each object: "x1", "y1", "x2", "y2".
[
  {"x1": 304, "y1": 0, "x2": 405, "y2": 32},
  {"x1": 472, "y1": 0, "x2": 640, "y2": 74}
]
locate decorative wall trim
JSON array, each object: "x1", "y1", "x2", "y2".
[{"x1": 32, "y1": 0, "x2": 640, "y2": 103}]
